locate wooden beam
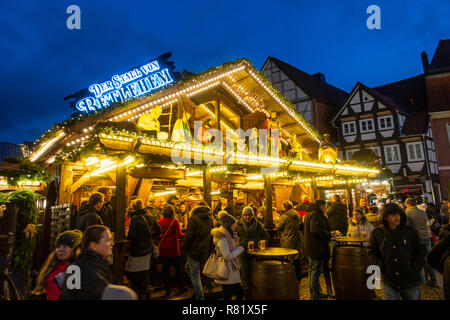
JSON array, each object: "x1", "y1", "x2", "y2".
[
  {"x1": 115, "y1": 160, "x2": 127, "y2": 240},
  {"x1": 137, "y1": 179, "x2": 153, "y2": 204},
  {"x1": 203, "y1": 168, "x2": 212, "y2": 207},
  {"x1": 106, "y1": 172, "x2": 116, "y2": 184},
  {"x1": 70, "y1": 171, "x2": 92, "y2": 194},
  {"x1": 58, "y1": 163, "x2": 73, "y2": 204},
  {"x1": 264, "y1": 175, "x2": 274, "y2": 229}
]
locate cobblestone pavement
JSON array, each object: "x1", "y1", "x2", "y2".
[{"x1": 299, "y1": 272, "x2": 445, "y2": 300}]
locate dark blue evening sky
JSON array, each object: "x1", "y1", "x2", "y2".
[{"x1": 0, "y1": 0, "x2": 448, "y2": 144}]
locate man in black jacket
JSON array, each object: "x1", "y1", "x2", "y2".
[
  {"x1": 213, "y1": 197, "x2": 235, "y2": 222},
  {"x1": 369, "y1": 203, "x2": 427, "y2": 300},
  {"x1": 427, "y1": 224, "x2": 450, "y2": 299},
  {"x1": 98, "y1": 187, "x2": 115, "y2": 233},
  {"x1": 183, "y1": 203, "x2": 214, "y2": 300},
  {"x1": 303, "y1": 199, "x2": 331, "y2": 299},
  {"x1": 325, "y1": 195, "x2": 348, "y2": 235},
  {"x1": 75, "y1": 193, "x2": 104, "y2": 232}
]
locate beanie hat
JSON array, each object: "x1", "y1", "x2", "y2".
[
  {"x1": 242, "y1": 206, "x2": 254, "y2": 216},
  {"x1": 101, "y1": 284, "x2": 138, "y2": 300},
  {"x1": 55, "y1": 230, "x2": 82, "y2": 248},
  {"x1": 218, "y1": 211, "x2": 236, "y2": 229}
]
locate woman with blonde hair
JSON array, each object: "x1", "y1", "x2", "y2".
[{"x1": 32, "y1": 230, "x2": 82, "y2": 300}]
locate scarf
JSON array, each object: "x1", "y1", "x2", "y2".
[{"x1": 218, "y1": 227, "x2": 242, "y2": 271}]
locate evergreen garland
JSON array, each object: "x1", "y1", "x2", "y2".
[
  {"x1": 0, "y1": 189, "x2": 40, "y2": 271},
  {"x1": 0, "y1": 157, "x2": 50, "y2": 186}
]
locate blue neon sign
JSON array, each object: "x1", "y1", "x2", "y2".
[{"x1": 67, "y1": 53, "x2": 176, "y2": 113}]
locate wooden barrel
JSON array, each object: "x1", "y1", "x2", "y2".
[
  {"x1": 249, "y1": 260, "x2": 299, "y2": 300},
  {"x1": 331, "y1": 246, "x2": 376, "y2": 300}
]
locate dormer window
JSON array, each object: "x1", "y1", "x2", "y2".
[{"x1": 342, "y1": 121, "x2": 356, "y2": 136}]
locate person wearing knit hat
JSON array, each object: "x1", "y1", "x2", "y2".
[
  {"x1": 32, "y1": 230, "x2": 82, "y2": 300},
  {"x1": 218, "y1": 210, "x2": 237, "y2": 229},
  {"x1": 211, "y1": 211, "x2": 245, "y2": 300},
  {"x1": 235, "y1": 206, "x2": 269, "y2": 299},
  {"x1": 55, "y1": 230, "x2": 83, "y2": 249}
]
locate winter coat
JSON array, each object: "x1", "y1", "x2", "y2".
[
  {"x1": 366, "y1": 213, "x2": 383, "y2": 229},
  {"x1": 427, "y1": 224, "x2": 450, "y2": 274},
  {"x1": 211, "y1": 227, "x2": 244, "y2": 285},
  {"x1": 234, "y1": 203, "x2": 245, "y2": 219},
  {"x1": 326, "y1": 202, "x2": 349, "y2": 235},
  {"x1": 75, "y1": 205, "x2": 103, "y2": 232},
  {"x1": 276, "y1": 209, "x2": 302, "y2": 251},
  {"x1": 406, "y1": 207, "x2": 431, "y2": 241},
  {"x1": 369, "y1": 224, "x2": 427, "y2": 290},
  {"x1": 235, "y1": 217, "x2": 269, "y2": 254},
  {"x1": 444, "y1": 255, "x2": 450, "y2": 300},
  {"x1": 157, "y1": 217, "x2": 185, "y2": 257},
  {"x1": 99, "y1": 201, "x2": 115, "y2": 233},
  {"x1": 347, "y1": 217, "x2": 374, "y2": 240},
  {"x1": 303, "y1": 206, "x2": 331, "y2": 259},
  {"x1": 296, "y1": 201, "x2": 312, "y2": 218},
  {"x1": 148, "y1": 205, "x2": 163, "y2": 220},
  {"x1": 127, "y1": 209, "x2": 162, "y2": 257},
  {"x1": 46, "y1": 261, "x2": 68, "y2": 300},
  {"x1": 60, "y1": 249, "x2": 113, "y2": 300},
  {"x1": 183, "y1": 205, "x2": 214, "y2": 263}
]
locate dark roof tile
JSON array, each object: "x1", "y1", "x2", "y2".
[
  {"x1": 0, "y1": 142, "x2": 23, "y2": 162},
  {"x1": 267, "y1": 57, "x2": 348, "y2": 107},
  {"x1": 428, "y1": 39, "x2": 450, "y2": 74}
]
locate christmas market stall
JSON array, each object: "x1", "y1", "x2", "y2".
[
  {"x1": 0, "y1": 158, "x2": 49, "y2": 299},
  {"x1": 28, "y1": 53, "x2": 380, "y2": 286}
]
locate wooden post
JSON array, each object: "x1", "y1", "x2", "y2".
[
  {"x1": 264, "y1": 175, "x2": 274, "y2": 229},
  {"x1": 346, "y1": 186, "x2": 354, "y2": 218},
  {"x1": 58, "y1": 163, "x2": 73, "y2": 205},
  {"x1": 203, "y1": 167, "x2": 212, "y2": 208},
  {"x1": 39, "y1": 179, "x2": 58, "y2": 266},
  {"x1": 113, "y1": 157, "x2": 128, "y2": 284},
  {"x1": 311, "y1": 175, "x2": 317, "y2": 201},
  {"x1": 115, "y1": 159, "x2": 127, "y2": 240}
]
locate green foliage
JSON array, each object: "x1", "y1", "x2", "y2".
[
  {"x1": 0, "y1": 189, "x2": 40, "y2": 271},
  {"x1": 0, "y1": 157, "x2": 50, "y2": 186}
]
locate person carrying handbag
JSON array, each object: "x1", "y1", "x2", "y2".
[
  {"x1": 125, "y1": 199, "x2": 160, "y2": 300},
  {"x1": 157, "y1": 205, "x2": 186, "y2": 296},
  {"x1": 210, "y1": 211, "x2": 244, "y2": 300}
]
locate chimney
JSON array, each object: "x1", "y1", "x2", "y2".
[
  {"x1": 421, "y1": 51, "x2": 429, "y2": 73},
  {"x1": 312, "y1": 72, "x2": 326, "y2": 83}
]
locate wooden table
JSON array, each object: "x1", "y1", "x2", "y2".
[
  {"x1": 332, "y1": 237, "x2": 369, "y2": 247},
  {"x1": 248, "y1": 247, "x2": 298, "y2": 262},
  {"x1": 248, "y1": 247, "x2": 300, "y2": 300}
]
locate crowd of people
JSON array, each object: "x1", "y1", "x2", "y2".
[{"x1": 29, "y1": 187, "x2": 450, "y2": 301}]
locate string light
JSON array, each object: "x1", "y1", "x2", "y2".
[{"x1": 30, "y1": 131, "x2": 65, "y2": 162}]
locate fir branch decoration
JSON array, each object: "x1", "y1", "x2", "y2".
[
  {"x1": 0, "y1": 157, "x2": 50, "y2": 186},
  {"x1": 0, "y1": 189, "x2": 40, "y2": 271}
]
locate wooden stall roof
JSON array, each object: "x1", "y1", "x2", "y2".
[{"x1": 30, "y1": 59, "x2": 322, "y2": 163}]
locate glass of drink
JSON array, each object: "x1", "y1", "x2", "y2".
[
  {"x1": 258, "y1": 240, "x2": 266, "y2": 250},
  {"x1": 248, "y1": 241, "x2": 255, "y2": 252},
  {"x1": 362, "y1": 231, "x2": 367, "y2": 238}
]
